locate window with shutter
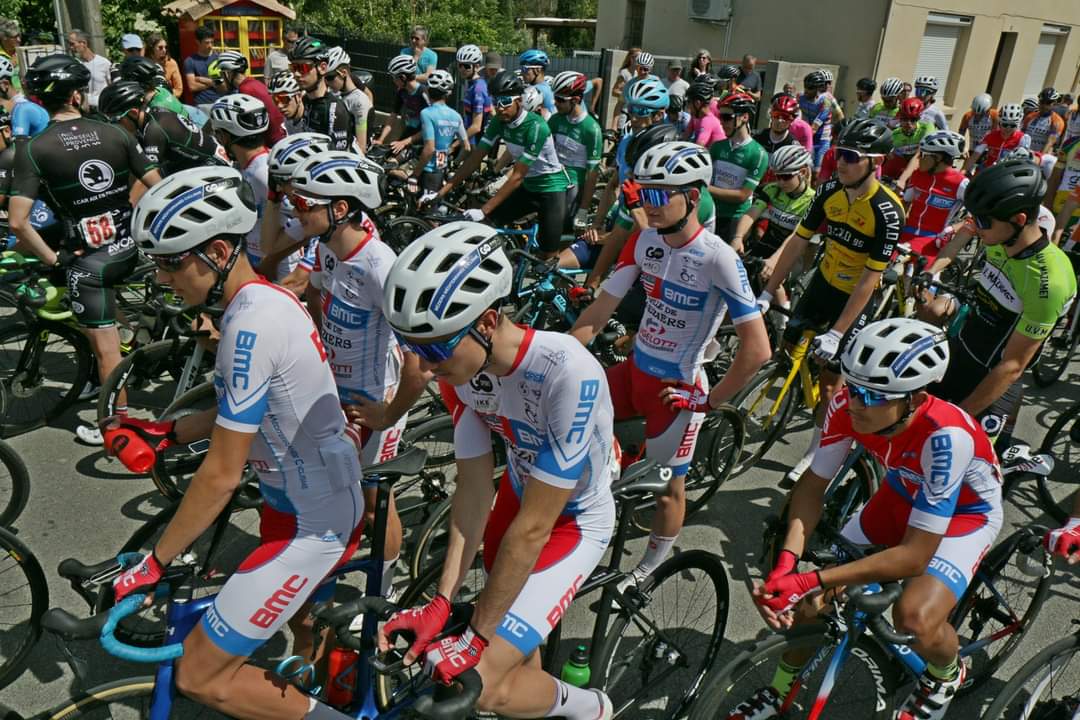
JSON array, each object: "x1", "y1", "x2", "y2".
[
  {"x1": 1024, "y1": 33, "x2": 1059, "y2": 98},
  {"x1": 914, "y1": 23, "x2": 961, "y2": 91}
]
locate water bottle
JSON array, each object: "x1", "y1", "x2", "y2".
[
  {"x1": 326, "y1": 646, "x2": 359, "y2": 706},
  {"x1": 560, "y1": 644, "x2": 591, "y2": 687},
  {"x1": 103, "y1": 426, "x2": 157, "y2": 473}
]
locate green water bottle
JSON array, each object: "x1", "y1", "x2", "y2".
[{"x1": 560, "y1": 644, "x2": 591, "y2": 687}]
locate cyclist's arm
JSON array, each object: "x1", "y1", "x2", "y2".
[
  {"x1": 819, "y1": 527, "x2": 943, "y2": 587},
  {"x1": 762, "y1": 230, "x2": 809, "y2": 295},
  {"x1": 710, "y1": 313, "x2": 770, "y2": 404},
  {"x1": 731, "y1": 200, "x2": 765, "y2": 250},
  {"x1": 412, "y1": 138, "x2": 436, "y2": 180},
  {"x1": 479, "y1": 160, "x2": 527, "y2": 216},
  {"x1": 579, "y1": 126, "x2": 604, "y2": 213},
  {"x1": 1052, "y1": 192, "x2": 1077, "y2": 245},
  {"x1": 570, "y1": 289, "x2": 622, "y2": 346},
  {"x1": 832, "y1": 267, "x2": 882, "y2": 334},
  {"x1": 592, "y1": 173, "x2": 618, "y2": 231},
  {"x1": 348, "y1": 352, "x2": 430, "y2": 431},
  {"x1": 778, "y1": 467, "x2": 830, "y2": 558},
  {"x1": 896, "y1": 152, "x2": 920, "y2": 189},
  {"x1": 466, "y1": 111, "x2": 484, "y2": 142},
  {"x1": 963, "y1": 146, "x2": 985, "y2": 175},
  {"x1": 579, "y1": 169, "x2": 600, "y2": 219},
  {"x1": 583, "y1": 223, "x2": 631, "y2": 289},
  {"x1": 439, "y1": 144, "x2": 488, "y2": 195},
  {"x1": 708, "y1": 183, "x2": 753, "y2": 205},
  {"x1": 926, "y1": 221, "x2": 972, "y2": 274},
  {"x1": 960, "y1": 330, "x2": 1043, "y2": 416},
  {"x1": 7, "y1": 197, "x2": 55, "y2": 264},
  {"x1": 172, "y1": 408, "x2": 218, "y2": 441}
]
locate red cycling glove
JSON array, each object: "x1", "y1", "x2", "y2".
[
  {"x1": 622, "y1": 179, "x2": 642, "y2": 210},
  {"x1": 424, "y1": 625, "x2": 488, "y2": 685},
  {"x1": 568, "y1": 286, "x2": 594, "y2": 305},
  {"x1": 381, "y1": 593, "x2": 451, "y2": 661},
  {"x1": 665, "y1": 382, "x2": 712, "y2": 413},
  {"x1": 766, "y1": 549, "x2": 799, "y2": 583},
  {"x1": 113, "y1": 552, "x2": 165, "y2": 602},
  {"x1": 758, "y1": 570, "x2": 822, "y2": 615},
  {"x1": 1044, "y1": 518, "x2": 1080, "y2": 561}
]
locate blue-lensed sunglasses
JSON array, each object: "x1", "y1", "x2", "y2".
[
  {"x1": 846, "y1": 382, "x2": 905, "y2": 407},
  {"x1": 394, "y1": 324, "x2": 472, "y2": 363},
  {"x1": 493, "y1": 95, "x2": 517, "y2": 109},
  {"x1": 639, "y1": 187, "x2": 679, "y2": 207},
  {"x1": 628, "y1": 105, "x2": 657, "y2": 117}
]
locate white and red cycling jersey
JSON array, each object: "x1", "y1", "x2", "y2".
[
  {"x1": 902, "y1": 167, "x2": 968, "y2": 254},
  {"x1": 974, "y1": 128, "x2": 1031, "y2": 168}
]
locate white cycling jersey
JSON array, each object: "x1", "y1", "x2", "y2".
[
  {"x1": 441, "y1": 329, "x2": 617, "y2": 515},
  {"x1": 239, "y1": 151, "x2": 303, "y2": 278},
  {"x1": 602, "y1": 226, "x2": 760, "y2": 383}
]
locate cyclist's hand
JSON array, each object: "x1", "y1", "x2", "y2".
[
  {"x1": 568, "y1": 285, "x2": 593, "y2": 306},
  {"x1": 54, "y1": 248, "x2": 78, "y2": 269},
  {"x1": 424, "y1": 625, "x2": 488, "y2": 686},
  {"x1": 760, "y1": 255, "x2": 778, "y2": 283},
  {"x1": 112, "y1": 552, "x2": 165, "y2": 603},
  {"x1": 933, "y1": 225, "x2": 956, "y2": 250},
  {"x1": 378, "y1": 593, "x2": 451, "y2": 664},
  {"x1": 390, "y1": 139, "x2": 411, "y2": 155},
  {"x1": 578, "y1": 227, "x2": 601, "y2": 245},
  {"x1": 757, "y1": 570, "x2": 822, "y2": 615},
  {"x1": 660, "y1": 381, "x2": 711, "y2": 413},
  {"x1": 102, "y1": 417, "x2": 177, "y2": 473},
  {"x1": 463, "y1": 208, "x2": 486, "y2": 222},
  {"x1": 344, "y1": 395, "x2": 391, "y2": 431},
  {"x1": 810, "y1": 329, "x2": 843, "y2": 362},
  {"x1": 766, "y1": 549, "x2": 799, "y2": 584},
  {"x1": 1044, "y1": 518, "x2": 1080, "y2": 564},
  {"x1": 756, "y1": 290, "x2": 773, "y2": 316},
  {"x1": 730, "y1": 237, "x2": 745, "y2": 256},
  {"x1": 621, "y1": 179, "x2": 642, "y2": 210}
]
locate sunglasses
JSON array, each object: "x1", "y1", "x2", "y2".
[
  {"x1": 289, "y1": 193, "x2": 331, "y2": 212},
  {"x1": 273, "y1": 92, "x2": 297, "y2": 104},
  {"x1": 458, "y1": 62, "x2": 473, "y2": 69},
  {"x1": 771, "y1": 111, "x2": 794, "y2": 121},
  {"x1": 493, "y1": 95, "x2": 517, "y2": 108},
  {"x1": 395, "y1": 324, "x2": 473, "y2": 363},
  {"x1": 554, "y1": 95, "x2": 575, "y2": 103},
  {"x1": 151, "y1": 250, "x2": 195, "y2": 273},
  {"x1": 639, "y1": 187, "x2": 684, "y2": 207},
  {"x1": 836, "y1": 148, "x2": 867, "y2": 164},
  {"x1": 291, "y1": 62, "x2": 315, "y2": 74},
  {"x1": 972, "y1": 214, "x2": 997, "y2": 230},
  {"x1": 846, "y1": 382, "x2": 904, "y2": 408},
  {"x1": 628, "y1": 105, "x2": 656, "y2": 117},
  {"x1": 775, "y1": 172, "x2": 799, "y2": 181},
  {"x1": 1000, "y1": 122, "x2": 1019, "y2": 130},
  {"x1": 718, "y1": 113, "x2": 736, "y2": 122}
]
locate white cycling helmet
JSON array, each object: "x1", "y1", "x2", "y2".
[
  {"x1": 840, "y1": 319, "x2": 949, "y2": 394},
  {"x1": 521, "y1": 85, "x2": 544, "y2": 113},
  {"x1": 1021, "y1": 97, "x2": 1039, "y2": 113},
  {"x1": 769, "y1": 144, "x2": 812, "y2": 174},
  {"x1": 388, "y1": 54, "x2": 417, "y2": 77},
  {"x1": 325, "y1": 46, "x2": 350, "y2": 74},
  {"x1": 456, "y1": 44, "x2": 483, "y2": 66},
  {"x1": 880, "y1": 77, "x2": 904, "y2": 98},
  {"x1": 971, "y1": 93, "x2": 993, "y2": 114},
  {"x1": 268, "y1": 132, "x2": 332, "y2": 180},
  {"x1": 1004, "y1": 146, "x2": 1034, "y2": 162},
  {"x1": 634, "y1": 141, "x2": 712, "y2": 188},
  {"x1": 551, "y1": 70, "x2": 586, "y2": 97},
  {"x1": 819, "y1": 68, "x2": 834, "y2": 83},
  {"x1": 999, "y1": 103, "x2": 1024, "y2": 127},
  {"x1": 132, "y1": 166, "x2": 257, "y2": 255},
  {"x1": 268, "y1": 70, "x2": 301, "y2": 95},
  {"x1": 919, "y1": 130, "x2": 966, "y2": 160},
  {"x1": 290, "y1": 150, "x2": 383, "y2": 209},
  {"x1": 210, "y1": 93, "x2": 269, "y2": 137},
  {"x1": 625, "y1": 77, "x2": 669, "y2": 111},
  {"x1": 914, "y1": 75, "x2": 939, "y2": 93},
  {"x1": 427, "y1": 68, "x2": 455, "y2": 94},
  {"x1": 0, "y1": 56, "x2": 13, "y2": 80},
  {"x1": 636, "y1": 51, "x2": 655, "y2": 69},
  {"x1": 383, "y1": 221, "x2": 513, "y2": 340}
]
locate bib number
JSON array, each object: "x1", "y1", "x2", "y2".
[
  {"x1": 78, "y1": 213, "x2": 117, "y2": 249},
  {"x1": 435, "y1": 151, "x2": 448, "y2": 169}
]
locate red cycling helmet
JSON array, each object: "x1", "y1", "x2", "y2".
[
  {"x1": 771, "y1": 94, "x2": 799, "y2": 117},
  {"x1": 898, "y1": 97, "x2": 925, "y2": 121},
  {"x1": 719, "y1": 91, "x2": 757, "y2": 116}
]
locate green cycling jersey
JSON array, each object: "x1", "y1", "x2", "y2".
[
  {"x1": 750, "y1": 180, "x2": 816, "y2": 252},
  {"x1": 548, "y1": 112, "x2": 602, "y2": 189},
  {"x1": 480, "y1": 109, "x2": 570, "y2": 193}
]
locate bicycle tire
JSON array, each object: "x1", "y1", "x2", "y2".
[
  {"x1": 0, "y1": 320, "x2": 92, "y2": 437},
  {"x1": 950, "y1": 526, "x2": 1053, "y2": 692},
  {"x1": 980, "y1": 630, "x2": 1080, "y2": 719},
  {"x1": 730, "y1": 361, "x2": 802, "y2": 477},
  {"x1": 96, "y1": 337, "x2": 211, "y2": 424},
  {"x1": 0, "y1": 525, "x2": 47, "y2": 691},
  {"x1": 687, "y1": 625, "x2": 897, "y2": 719},
  {"x1": 0, "y1": 438, "x2": 30, "y2": 527},
  {"x1": 1031, "y1": 312, "x2": 1077, "y2": 388},
  {"x1": 43, "y1": 676, "x2": 230, "y2": 719},
  {"x1": 1036, "y1": 398, "x2": 1080, "y2": 524},
  {"x1": 593, "y1": 549, "x2": 729, "y2": 719},
  {"x1": 383, "y1": 215, "x2": 434, "y2": 254}
]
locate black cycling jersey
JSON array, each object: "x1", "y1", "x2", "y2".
[
  {"x1": 140, "y1": 108, "x2": 227, "y2": 176},
  {"x1": 0, "y1": 144, "x2": 64, "y2": 247},
  {"x1": 752, "y1": 127, "x2": 802, "y2": 155},
  {"x1": 302, "y1": 94, "x2": 354, "y2": 151}
]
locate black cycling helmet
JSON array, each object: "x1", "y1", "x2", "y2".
[
  {"x1": 963, "y1": 159, "x2": 1048, "y2": 221},
  {"x1": 289, "y1": 36, "x2": 330, "y2": 62},
  {"x1": 1038, "y1": 87, "x2": 1061, "y2": 104},
  {"x1": 117, "y1": 55, "x2": 160, "y2": 89},
  {"x1": 351, "y1": 69, "x2": 372, "y2": 89},
  {"x1": 667, "y1": 94, "x2": 685, "y2": 114},
  {"x1": 25, "y1": 54, "x2": 90, "y2": 101},
  {"x1": 97, "y1": 81, "x2": 145, "y2": 119},
  {"x1": 836, "y1": 118, "x2": 893, "y2": 155},
  {"x1": 856, "y1": 77, "x2": 877, "y2": 93},
  {"x1": 686, "y1": 79, "x2": 713, "y2": 103},
  {"x1": 804, "y1": 70, "x2": 828, "y2": 89},
  {"x1": 716, "y1": 64, "x2": 739, "y2": 80},
  {"x1": 490, "y1": 69, "x2": 525, "y2": 97},
  {"x1": 627, "y1": 123, "x2": 679, "y2": 168}
]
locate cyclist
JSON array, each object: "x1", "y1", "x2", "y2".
[
  {"x1": 852, "y1": 77, "x2": 876, "y2": 120},
  {"x1": 455, "y1": 44, "x2": 492, "y2": 143},
  {"x1": 98, "y1": 81, "x2": 228, "y2": 176},
  {"x1": 548, "y1": 71, "x2": 603, "y2": 228},
  {"x1": 269, "y1": 70, "x2": 306, "y2": 135},
  {"x1": 290, "y1": 37, "x2": 353, "y2": 151},
  {"x1": 377, "y1": 221, "x2": 618, "y2": 720},
  {"x1": 1023, "y1": 87, "x2": 1066, "y2": 154},
  {"x1": 111, "y1": 165, "x2": 364, "y2": 720},
  {"x1": 753, "y1": 94, "x2": 813, "y2": 160},
  {"x1": 666, "y1": 94, "x2": 691, "y2": 136},
  {"x1": 881, "y1": 97, "x2": 934, "y2": 187},
  {"x1": 684, "y1": 79, "x2": 725, "y2": 148},
  {"x1": 519, "y1": 48, "x2": 555, "y2": 119},
  {"x1": 117, "y1": 54, "x2": 188, "y2": 118},
  {"x1": 958, "y1": 93, "x2": 998, "y2": 149},
  {"x1": 571, "y1": 141, "x2": 770, "y2": 589},
  {"x1": 435, "y1": 69, "x2": 571, "y2": 260},
  {"x1": 0, "y1": 55, "x2": 45, "y2": 137},
  {"x1": 375, "y1": 55, "x2": 429, "y2": 154},
  {"x1": 9, "y1": 55, "x2": 161, "y2": 446},
  {"x1": 737, "y1": 318, "x2": 1002, "y2": 720},
  {"x1": 901, "y1": 130, "x2": 968, "y2": 261},
  {"x1": 965, "y1": 103, "x2": 1030, "y2": 174},
  {"x1": 914, "y1": 75, "x2": 948, "y2": 130},
  {"x1": 1049, "y1": 136, "x2": 1080, "y2": 243},
  {"x1": 324, "y1": 46, "x2": 371, "y2": 152},
  {"x1": 798, "y1": 70, "x2": 833, "y2": 172},
  {"x1": 708, "y1": 92, "x2": 768, "y2": 242},
  {"x1": 869, "y1": 76, "x2": 904, "y2": 129},
  {"x1": 757, "y1": 119, "x2": 904, "y2": 481},
  {"x1": 818, "y1": 68, "x2": 845, "y2": 133},
  {"x1": 209, "y1": 49, "x2": 286, "y2": 146},
  {"x1": 714, "y1": 64, "x2": 742, "y2": 100},
  {"x1": 409, "y1": 69, "x2": 469, "y2": 195},
  {"x1": 922, "y1": 159, "x2": 1076, "y2": 450}
]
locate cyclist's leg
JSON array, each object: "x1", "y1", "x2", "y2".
[{"x1": 357, "y1": 415, "x2": 408, "y2": 596}]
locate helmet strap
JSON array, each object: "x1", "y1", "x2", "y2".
[
  {"x1": 657, "y1": 188, "x2": 696, "y2": 236},
  {"x1": 871, "y1": 394, "x2": 915, "y2": 436},
  {"x1": 195, "y1": 239, "x2": 242, "y2": 308},
  {"x1": 319, "y1": 200, "x2": 362, "y2": 243},
  {"x1": 843, "y1": 159, "x2": 877, "y2": 189}
]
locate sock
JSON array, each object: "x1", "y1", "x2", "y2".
[
  {"x1": 548, "y1": 679, "x2": 606, "y2": 720},
  {"x1": 926, "y1": 655, "x2": 960, "y2": 681},
  {"x1": 776, "y1": 298, "x2": 791, "y2": 330},
  {"x1": 634, "y1": 533, "x2": 678, "y2": 580},
  {"x1": 114, "y1": 405, "x2": 128, "y2": 418},
  {"x1": 380, "y1": 556, "x2": 398, "y2": 597},
  {"x1": 770, "y1": 658, "x2": 804, "y2": 696},
  {"x1": 306, "y1": 697, "x2": 352, "y2": 720}
]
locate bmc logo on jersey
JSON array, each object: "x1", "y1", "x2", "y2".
[
  {"x1": 661, "y1": 282, "x2": 705, "y2": 310},
  {"x1": 327, "y1": 299, "x2": 367, "y2": 329},
  {"x1": 929, "y1": 434, "x2": 953, "y2": 489},
  {"x1": 231, "y1": 331, "x2": 258, "y2": 390}
]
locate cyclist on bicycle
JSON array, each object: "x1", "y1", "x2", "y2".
[
  {"x1": 377, "y1": 221, "x2": 618, "y2": 720},
  {"x1": 209, "y1": 49, "x2": 287, "y2": 146},
  {"x1": 1044, "y1": 493, "x2": 1080, "y2": 565},
  {"x1": 914, "y1": 75, "x2": 948, "y2": 130},
  {"x1": 798, "y1": 71, "x2": 833, "y2": 172},
  {"x1": 0, "y1": 55, "x2": 48, "y2": 138},
  {"x1": 900, "y1": 130, "x2": 969, "y2": 262},
  {"x1": 757, "y1": 119, "x2": 905, "y2": 482},
  {"x1": 117, "y1": 54, "x2": 188, "y2": 118},
  {"x1": 408, "y1": 69, "x2": 469, "y2": 196},
  {"x1": 1023, "y1": 87, "x2": 1066, "y2": 154},
  {"x1": 324, "y1": 46, "x2": 371, "y2": 152},
  {"x1": 375, "y1": 55, "x2": 430, "y2": 155},
  {"x1": 753, "y1": 94, "x2": 813, "y2": 161},
  {"x1": 289, "y1": 37, "x2": 353, "y2": 151},
  {"x1": 964, "y1": 103, "x2": 1030, "y2": 174},
  {"x1": 959, "y1": 93, "x2": 998, "y2": 149},
  {"x1": 881, "y1": 97, "x2": 934, "y2": 187},
  {"x1": 572, "y1": 141, "x2": 770, "y2": 588},
  {"x1": 111, "y1": 165, "x2": 364, "y2": 720},
  {"x1": 869, "y1": 77, "x2": 904, "y2": 129},
  {"x1": 735, "y1": 318, "x2": 1002, "y2": 720},
  {"x1": 852, "y1": 77, "x2": 877, "y2": 120},
  {"x1": 435, "y1": 69, "x2": 572, "y2": 260},
  {"x1": 708, "y1": 92, "x2": 768, "y2": 242},
  {"x1": 684, "y1": 78, "x2": 725, "y2": 148},
  {"x1": 455, "y1": 44, "x2": 493, "y2": 143},
  {"x1": 548, "y1": 71, "x2": 603, "y2": 229},
  {"x1": 519, "y1": 49, "x2": 556, "y2": 119},
  {"x1": 9, "y1": 55, "x2": 161, "y2": 446}
]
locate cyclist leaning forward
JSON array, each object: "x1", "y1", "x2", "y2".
[
  {"x1": 729, "y1": 318, "x2": 1004, "y2": 720},
  {"x1": 8, "y1": 54, "x2": 162, "y2": 445},
  {"x1": 376, "y1": 221, "x2": 619, "y2": 719},
  {"x1": 757, "y1": 119, "x2": 906, "y2": 481}
]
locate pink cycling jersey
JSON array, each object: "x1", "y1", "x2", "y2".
[{"x1": 688, "y1": 113, "x2": 726, "y2": 147}]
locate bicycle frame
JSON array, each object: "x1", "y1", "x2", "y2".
[{"x1": 748, "y1": 330, "x2": 820, "y2": 428}]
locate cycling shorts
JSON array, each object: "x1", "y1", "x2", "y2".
[
  {"x1": 783, "y1": 269, "x2": 875, "y2": 348},
  {"x1": 483, "y1": 473, "x2": 613, "y2": 657},
  {"x1": 605, "y1": 354, "x2": 706, "y2": 476},
  {"x1": 567, "y1": 239, "x2": 602, "y2": 269},
  {"x1": 840, "y1": 480, "x2": 1001, "y2": 600},
  {"x1": 200, "y1": 482, "x2": 365, "y2": 656},
  {"x1": 66, "y1": 241, "x2": 139, "y2": 328},
  {"x1": 488, "y1": 186, "x2": 568, "y2": 253},
  {"x1": 348, "y1": 414, "x2": 409, "y2": 486},
  {"x1": 900, "y1": 229, "x2": 944, "y2": 263},
  {"x1": 420, "y1": 169, "x2": 446, "y2": 194},
  {"x1": 811, "y1": 142, "x2": 829, "y2": 170},
  {"x1": 564, "y1": 185, "x2": 581, "y2": 234},
  {"x1": 929, "y1": 339, "x2": 1023, "y2": 447}
]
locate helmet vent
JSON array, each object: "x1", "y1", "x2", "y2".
[{"x1": 435, "y1": 253, "x2": 463, "y2": 274}]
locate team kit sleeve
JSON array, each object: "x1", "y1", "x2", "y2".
[
  {"x1": 712, "y1": 242, "x2": 762, "y2": 324},
  {"x1": 123, "y1": 128, "x2": 159, "y2": 178},
  {"x1": 810, "y1": 389, "x2": 856, "y2": 479},
  {"x1": 586, "y1": 121, "x2": 603, "y2": 171},
  {"x1": 519, "y1": 119, "x2": 548, "y2": 167},
  {"x1": 910, "y1": 427, "x2": 976, "y2": 534},
  {"x1": 867, "y1": 193, "x2": 904, "y2": 270},
  {"x1": 744, "y1": 144, "x2": 768, "y2": 191},
  {"x1": 214, "y1": 311, "x2": 281, "y2": 434},
  {"x1": 1015, "y1": 264, "x2": 1075, "y2": 341},
  {"x1": 10, "y1": 138, "x2": 41, "y2": 200},
  {"x1": 532, "y1": 369, "x2": 605, "y2": 490},
  {"x1": 439, "y1": 380, "x2": 492, "y2": 460},
  {"x1": 600, "y1": 231, "x2": 643, "y2": 298},
  {"x1": 479, "y1": 115, "x2": 502, "y2": 149},
  {"x1": 795, "y1": 181, "x2": 830, "y2": 238},
  {"x1": 420, "y1": 108, "x2": 436, "y2": 142}
]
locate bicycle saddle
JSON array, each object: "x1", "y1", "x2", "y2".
[
  {"x1": 611, "y1": 459, "x2": 672, "y2": 500},
  {"x1": 364, "y1": 444, "x2": 428, "y2": 481}
]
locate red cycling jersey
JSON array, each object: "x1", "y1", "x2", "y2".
[
  {"x1": 901, "y1": 167, "x2": 968, "y2": 256},
  {"x1": 975, "y1": 128, "x2": 1030, "y2": 168}
]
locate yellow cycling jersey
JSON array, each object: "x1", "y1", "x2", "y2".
[{"x1": 795, "y1": 177, "x2": 905, "y2": 293}]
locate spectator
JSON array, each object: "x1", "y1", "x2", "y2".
[
  {"x1": 664, "y1": 60, "x2": 689, "y2": 100},
  {"x1": 690, "y1": 48, "x2": 711, "y2": 79},
  {"x1": 610, "y1": 46, "x2": 640, "y2": 102},
  {"x1": 1053, "y1": 93, "x2": 1072, "y2": 121},
  {"x1": 265, "y1": 26, "x2": 298, "y2": 81},
  {"x1": 146, "y1": 32, "x2": 182, "y2": 98},
  {"x1": 67, "y1": 29, "x2": 111, "y2": 109},
  {"x1": 0, "y1": 18, "x2": 19, "y2": 92},
  {"x1": 782, "y1": 82, "x2": 797, "y2": 96},
  {"x1": 184, "y1": 26, "x2": 220, "y2": 114},
  {"x1": 483, "y1": 50, "x2": 502, "y2": 81},
  {"x1": 736, "y1": 53, "x2": 761, "y2": 101},
  {"x1": 400, "y1": 25, "x2": 436, "y2": 82},
  {"x1": 121, "y1": 33, "x2": 143, "y2": 58}
]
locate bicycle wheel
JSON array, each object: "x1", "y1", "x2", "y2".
[
  {"x1": 981, "y1": 630, "x2": 1080, "y2": 720},
  {"x1": 1032, "y1": 312, "x2": 1077, "y2": 388},
  {"x1": 92, "y1": 497, "x2": 263, "y2": 647},
  {"x1": 1036, "y1": 399, "x2": 1080, "y2": 524},
  {"x1": 688, "y1": 625, "x2": 897, "y2": 719},
  {"x1": 950, "y1": 526, "x2": 1053, "y2": 691},
  {"x1": 394, "y1": 414, "x2": 457, "y2": 523},
  {"x1": 593, "y1": 549, "x2": 729, "y2": 719},
  {"x1": 97, "y1": 337, "x2": 212, "y2": 424},
  {"x1": 0, "y1": 439, "x2": 30, "y2": 527},
  {"x1": 43, "y1": 676, "x2": 230, "y2": 719},
  {"x1": 0, "y1": 526, "x2": 47, "y2": 690},
  {"x1": 383, "y1": 216, "x2": 434, "y2": 254},
  {"x1": 729, "y1": 362, "x2": 802, "y2": 477},
  {"x1": 0, "y1": 320, "x2": 92, "y2": 437}
]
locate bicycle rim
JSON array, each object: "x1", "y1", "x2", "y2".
[
  {"x1": 0, "y1": 321, "x2": 91, "y2": 436},
  {"x1": 0, "y1": 438, "x2": 31, "y2": 527},
  {"x1": 0, "y1": 526, "x2": 47, "y2": 690},
  {"x1": 45, "y1": 677, "x2": 230, "y2": 720},
  {"x1": 981, "y1": 632, "x2": 1080, "y2": 720},
  {"x1": 731, "y1": 364, "x2": 801, "y2": 476},
  {"x1": 1036, "y1": 400, "x2": 1080, "y2": 524},
  {"x1": 1031, "y1": 312, "x2": 1076, "y2": 388},
  {"x1": 98, "y1": 338, "x2": 209, "y2": 424}
]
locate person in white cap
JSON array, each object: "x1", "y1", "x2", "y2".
[{"x1": 121, "y1": 33, "x2": 143, "y2": 57}]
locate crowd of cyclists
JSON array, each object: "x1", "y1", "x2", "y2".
[{"x1": 0, "y1": 27, "x2": 1078, "y2": 720}]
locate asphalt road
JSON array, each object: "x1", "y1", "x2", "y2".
[{"x1": 1, "y1": 361, "x2": 1079, "y2": 718}]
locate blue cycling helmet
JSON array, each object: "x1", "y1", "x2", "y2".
[
  {"x1": 519, "y1": 49, "x2": 549, "y2": 68},
  {"x1": 625, "y1": 77, "x2": 669, "y2": 111}
]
